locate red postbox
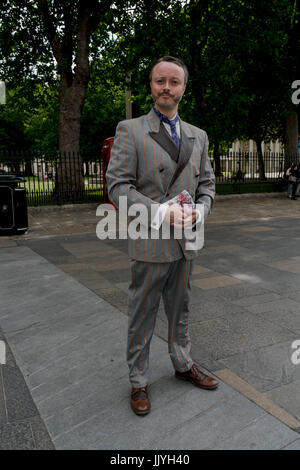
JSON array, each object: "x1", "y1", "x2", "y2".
[{"x1": 100, "y1": 137, "x2": 114, "y2": 202}]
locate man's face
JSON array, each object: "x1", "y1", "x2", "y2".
[{"x1": 150, "y1": 61, "x2": 186, "y2": 115}]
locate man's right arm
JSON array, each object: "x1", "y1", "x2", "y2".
[{"x1": 106, "y1": 120, "x2": 160, "y2": 224}]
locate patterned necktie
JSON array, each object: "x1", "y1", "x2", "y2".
[{"x1": 154, "y1": 107, "x2": 180, "y2": 148}]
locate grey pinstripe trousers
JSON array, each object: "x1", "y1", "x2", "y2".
[{"x1": 127, "y1": 257, "x2": 194, "y2": 388}]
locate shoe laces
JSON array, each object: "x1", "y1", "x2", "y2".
[
  {"x1": 132, "y1": 387, "x2": 148, "y2": 401},
  {"x1": 191, "y1": 364, "x2": 206, "y2": 380}
]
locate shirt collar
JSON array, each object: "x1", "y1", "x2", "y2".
[{"x1": 153, "y1": 106, "x2": 179, "y2": 123}]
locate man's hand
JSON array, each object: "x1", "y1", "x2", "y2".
[{"x1": 166, "y1": 204, "x2": 200, "y2": 228}]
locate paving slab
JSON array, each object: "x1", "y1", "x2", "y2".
[
  {"x1": 149, "y1": 394, "x2": 266, "y2": 450},
  {"x1": 2, "y1": 196, "x2": 300, "y2": 450},
  {"x1": 0, "y1": 421, "x2": 36, "y2": 450},
  {"x1": 1, "y1": 365, "x2": 38, "y2": 422},
  {"x1": 191, "y1": 275, "x2": 244, "y2": 290},
  {"x1": 0, "y1": 327, "x2": 54, "y2": 450},
  {"x1": 190, "y1": 312, "x2": 296, "y2": 361},
  {"x1": 217, "y1": 341, "x2": 300, "y2": 393},
  {"x1": 282, "y1": 439, "x2": 300, "y2": 450},
  {"x1": 255, "y1": 309, "x2": 300, "y2": 335},
  {"x1": 210, "y1": 414, "x2": 299, "y2": 450},
  {"x1": 214, "y1": 368, "x2": 300, "y2": 430},
  {"x1": 231, "y1": 292, "x2": 282, "y2": 306},
  {"x1": 244, "y1": 298, "x2": 300, "y2": 315},
  {"x1": 265, "y1": 379, "x2": 300, "y2": 420},
  {"x1": 0, "y1": 244, "x2": 297, "y2": 450},
  {"x1": 201, "y1": 282, "x2": 274, "y2": 301}
]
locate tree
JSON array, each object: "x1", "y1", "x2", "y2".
[
  {"x1": 0, "y1": 0, "x2": 115, "y2": 196},
  {"x1": 283, "y1": 0, "x2": 300, "y2": 161},
  {"x1": 116, "y1": 0, "x2": 299, "y2": 180},
  {"x1": 80, "y1": 60, "x2": 126, "y2": 154},
  {"x1": 1, "y1": 0, "x2": 298, "y2": 190},
  {"x1": 181, "y1": 0, "x2": 297, "y2": 178},
  {"x1": 231, "y1": 0, "x2": 300, "y2": 175}
]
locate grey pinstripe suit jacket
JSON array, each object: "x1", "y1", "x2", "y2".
[{"x1": 106, "y1": 108, "x2": 215, "y2": 263}]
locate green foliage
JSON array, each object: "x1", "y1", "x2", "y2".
[
  {"x1": 0, "y1": 72, "x2": 126, "y2": 154},
  {"x1": 24, "y1": 85, "x2": 59, "y2": 153},
  {"x1": 0, "y1": 87, "x2": 32, "y2": 151},
  {"x1": 0, "y1": 0, "x2": 56, "y2": 85},
  {"x1": 0, "y1": 83, "x2": 59, "y2": 153},
  {"x1": 80, "y1": 61, "x2": 126, "y2": 153},
  {"x1": 108, "y1": 0, "x2": 299, "y2": 151},
  {"x1": 0, "y1": 0, "x2": 299, "y2": 154}
]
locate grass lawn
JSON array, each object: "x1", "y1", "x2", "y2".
[
  {"x1": 22, "y1": 178, "x2": 288, "y2": 206},
  {"x1": 216, "y1": 181, "x2": 288, "y2": 195}
]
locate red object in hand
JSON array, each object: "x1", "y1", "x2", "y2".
[
  {"x1": 167, "y1": 190, "x2": 195, "y2": 208},
  {"x1": 101, "y1": 137, "x2": 115, "y2": 203},
  {"x1": 176, "y1": 192, "x2": 193, "y2": 207}
]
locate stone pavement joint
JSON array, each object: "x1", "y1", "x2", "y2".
[{"x1": 214, "y1": 369, "x2": 300, "y2": 431}]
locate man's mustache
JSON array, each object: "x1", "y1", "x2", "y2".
[{"x1": 158, "y1": 92, "x2": 175, "y2": 98}]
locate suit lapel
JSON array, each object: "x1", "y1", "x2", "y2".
[
  {"x1": 167, "y1": 124, "x2": 195, "y2": 189},
  {"x1": 146, "y1": 109, "x2": 195, "y2": 191},
  {"x1": 149, "y1": 122, "x2": 179, "y2": 163}
]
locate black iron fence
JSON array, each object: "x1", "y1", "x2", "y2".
[
  {"x1": 0, "y1": 150, "x2": 298, "y2": 205},
  {"x1": 0, "y1": 151, "x2": 103, "y2": 205},
  {"x1": 210, "y1": 151, "x2": 299, "y2": 183}
]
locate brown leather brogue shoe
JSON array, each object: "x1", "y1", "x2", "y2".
[
  {"x1": 130, "y1": 386, "x2": 151, "y2": 416},
  {"x1": 175, "y1": 364, "x2": 219, "y2": 390}
]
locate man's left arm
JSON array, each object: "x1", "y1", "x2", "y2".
[{"x1": 194, "y1": 131, "x2": 215, "y2": 220}]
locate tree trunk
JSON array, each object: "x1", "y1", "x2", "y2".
[
  {"x1": 55, "y1": 78, "x2": 86, "y2": 201},
  {"x1": 285, "y1": 111, "x2": 299, "y2": 167},
  {"x1": 55, "y1": 9, "x2": 92, "y2": 202},
  {"x1": 255, "y1": 139, "x2": 266, "y2": 180}
]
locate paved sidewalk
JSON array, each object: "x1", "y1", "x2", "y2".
[{"x1": 1, "y1": 193, "x2": 300, "y2": 449}]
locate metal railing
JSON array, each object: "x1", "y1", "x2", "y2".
[
  {"x1": 209, "y1": 151, "x2": 299, "y2": 183},
  {"x1": 0, "y1": 150, "x2": 298, "y2": 205},
  {"x1": 0, "y1": 151, "x2": 104, "y2": 206}
]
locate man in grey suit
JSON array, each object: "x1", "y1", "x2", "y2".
[{"x1": 106, "y1": 56, "x2": 219, "y2": 416}]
